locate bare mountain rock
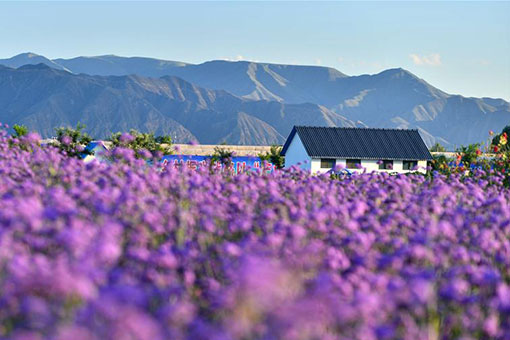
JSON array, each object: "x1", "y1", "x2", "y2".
[
  {"x1": 1, "y1": 53, "x2": 509, "y2": 148},
  {"x1": 0, "y1": 64, "x2": 353, "y2": 144}
]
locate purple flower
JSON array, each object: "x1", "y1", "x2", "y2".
[
  {"x1": 119, "y1": 132, "x2": 135, "y2": 143},
  {"x1": 0, "y1": 126, "x2": 509, "y2": 339},
  {"x1": 61, "y1": 135, "x2": 72, "y2": 145}
]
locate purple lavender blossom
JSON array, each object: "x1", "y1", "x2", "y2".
[{"x1": 0, "y1": 123, "x2": 509, "y2": 339}]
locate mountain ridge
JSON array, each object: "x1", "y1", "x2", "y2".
[
  {"x1": 0, "y1": 64, "x2": 356, "y2": 144},
  {"x1": 0, "y1": 52, "x2": 509, "y2": 148}
]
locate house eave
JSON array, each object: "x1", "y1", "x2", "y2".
[{"x1": 310, "y1": 156, "x2": 432, "y2": 161}]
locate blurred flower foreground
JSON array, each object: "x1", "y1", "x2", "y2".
[{"x1": 1, "y1": 127, "x2": 510, "y2": 340}]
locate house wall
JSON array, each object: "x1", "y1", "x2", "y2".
[
  {"x1": 310, "y1": 159, "x2": 324, "y2": 173},
  {"x1": 311, "y1": 158, "x2": 428, "y2": 174},
  {"x1": 284, "y1": 134, "x2": 311, "y2": 171},
  {"x1": 418, "y1": 160, "x2": 427, "y2": 173}
]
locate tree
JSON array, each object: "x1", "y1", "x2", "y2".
[
  {"x1": 429, "y1": 142, "x2": 446, "y2": 152},
  {"x1": 456, "y1": 143, "x2": 481, "y2": 166},
  {"x1": 155, "y1": 135, "x2": 173, "y2": 145},
  {"x1": 258, "y1": 145, "x2": 284, "y2": 169},
  {"x1": 12, "y1": 124, "x2": 28, "y2": 137},
  {"x1": 492, "y1": 125, "x2": 510, "y2": 147},
  {"x1": 55, "y1": 123, "x2": 93, "y2": 158},
  {"x1": 430, "y1": 154, "x2": 451, "y2": 173},
  {"x1": 211, "y1": 144, "x2": 233, "y2": 166},
  {"x1": 109, "y1": 130, "x2": 172, "y2": 159}
]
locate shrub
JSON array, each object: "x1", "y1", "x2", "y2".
[
  {"x1": 55, "y1": 122, "x2": 93, "y2": 158},
  {"x1": 429, "y1": 154, "x2": 452, "y2": 174},
  {"x1": 109, "y1": 130, "x2": 172, "y2": 159},
  {"x1": 12, "y1": 124, "x2": 28, "y2": 137},
  {"x1": 491, "y1": 125, "x2": 510, "y2": 147},
  {"x1": 258, "y1": 145, "x2": 284, "y2": 169},
  {"x1": 211, "y1": 144, "x2": 234, "y2": 168},
  {"x1": 455, "y1": 143, "x2": 481, "y2": 167}
]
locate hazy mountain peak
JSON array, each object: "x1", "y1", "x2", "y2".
[
  {"x1": 376, "y1": 67, "x2": 417, "y2": 78},
  {"x1": 0, "y1": 52, "x2": 71, "y2": 72},
  {"x1": 20, "y1": 52, "x2": 41, "y2": 58}
]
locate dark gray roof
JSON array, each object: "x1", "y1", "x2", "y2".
[{"x1": 281, "y1": 126, "x2": 433, "y2": 160}]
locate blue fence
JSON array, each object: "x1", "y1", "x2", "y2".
[{"x1": 161, "y1": 155, "x2": 276, "y2": 173}]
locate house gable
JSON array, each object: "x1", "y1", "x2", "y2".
[{"x1": 283, "y1": 132, "x2": 311, "y2": 170}]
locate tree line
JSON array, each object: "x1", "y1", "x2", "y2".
[{"x1": 11, "y1": 123, "x2": 285, "y2": 168}]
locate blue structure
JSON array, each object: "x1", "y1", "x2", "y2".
[
  {"x1": 82, "y1": 141, "x2": 108, "y2": 162},
  {"x1": 161, "y1": 155, "x2": 275, "y2": 173},
  {"x1": 80, "y1": 142, "x2": 276, "y2": 173}
]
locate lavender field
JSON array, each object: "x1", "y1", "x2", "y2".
[{"x1": 1, "y1": 130, "x2": 510, "y2": 340}]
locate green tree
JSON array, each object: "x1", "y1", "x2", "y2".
[
  {"x1": 109, "y1": 130, "x2": 172, "y2": 159},
  {"x1": 429, "y1": 142, "x2": 446, "y2": 152},
  {"x1": 258, "y1": 145, "x2": 284, "y2": 169},
  {"x1": 55, "y1": 123, "x2": 93, "y2": 158},
  {"x1": 12, "y1": 124, "x2": 28, "y2": 137},
  {"x1": 211, "y1": 144, "x2": 233, "y2": 169},
  {"x1": 155, "y1": 135, "x2": 173, "y2": 145},
  {"x1": 456, "y1": 143, "x2": 481, "y2": 166},
  {"x1": 430, "y1": 154, "x2": 451, "y2": 173},
  {"x1": 491, "y1": 125, "x2": 510, "y2": 147}
]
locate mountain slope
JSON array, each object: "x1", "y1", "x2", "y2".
[
  {"x1": 54, "y1": 55, "x2": 188, "y2": 78},
  {"x1": 0, "y1": 64, "x2": 355, "y2": 144},
  {"x1": 0, "y1": 53, "x2": 71, "y2": 72},
  {"x1": 168, "y1": 61, "x2": 349, "y2": 103},
  {"x1": 1, "y1": 53, "x2": 509, "y2": 148},
  {"x1": 50, "y1": 55, "x2": 350, "y2": 104}
]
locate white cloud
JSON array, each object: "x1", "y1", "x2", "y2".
[{"x1": 409, "y1": 53, "x2": 442, "y2": 66}]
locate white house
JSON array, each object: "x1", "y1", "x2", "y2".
[{"x1": 281, "y1": 126, "x2": 432, "y2": 174}]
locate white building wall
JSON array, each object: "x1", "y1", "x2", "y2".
[
  {"x1": 310, "y1": 159, "x2": 321, "y2": 173},
  {"x1": 284, "y1": 134, "x2": 311, "y2": 171},
  {"x1": 393, "y1": 160, "x2": 403, "y2": 172},
  {"x1": 310, "y1": 158, "x2": 428, "y2": 174},
  {"x1": 361, "y1": 159, "x2": 378, "y2": 172},
  {"x1": 356, "y1": 159, "x2": 426, "y2": 174},
  {"x1": 418, "y1": 160, "x2": 427, "y2": 173}
]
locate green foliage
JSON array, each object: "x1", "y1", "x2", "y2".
[
  {"x1": 155, "y1": 135, "x2": 173, "y2": 145},
  {"x1": 211, "y1": 144, "x2": 233, "y2": 167},
  {"x1": 7, "y1": 124, "x2": 36, "y2": 152},
  {"x1": 429, "y1": 142, "x2": 446, "y2": 152},
  {"x1": 109, "y1": 130, "x2": 172, "y2": 159},
  {"x1": 12, "y1": 124, "x2": 28, "y2": 137},
  {"x1": 258, "y1": 145, "x2": 284, "y2": 169},
  {"x1": 491, "y1": 125, "x2": 510, "y2": 146},
  {"x1": 456, "y1": 143, "x2": 481, "y2": 166},
  {"x1": 429, "y1": 154, "x2": 452, "y2": 174},
  {"x1": 430, "y1": 130, "x2": 510, "y2": 187},
  {"x1": 55, "y1": 123, "x2": 93, "y2": 158}
]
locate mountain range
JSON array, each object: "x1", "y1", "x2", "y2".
[{"x1": 0, "y1": 52, "x2": 509, "y2": 148}]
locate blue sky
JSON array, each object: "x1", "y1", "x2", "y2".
[{"x1": 0, "y1": 1, "x2": 509, "y2": 100}]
